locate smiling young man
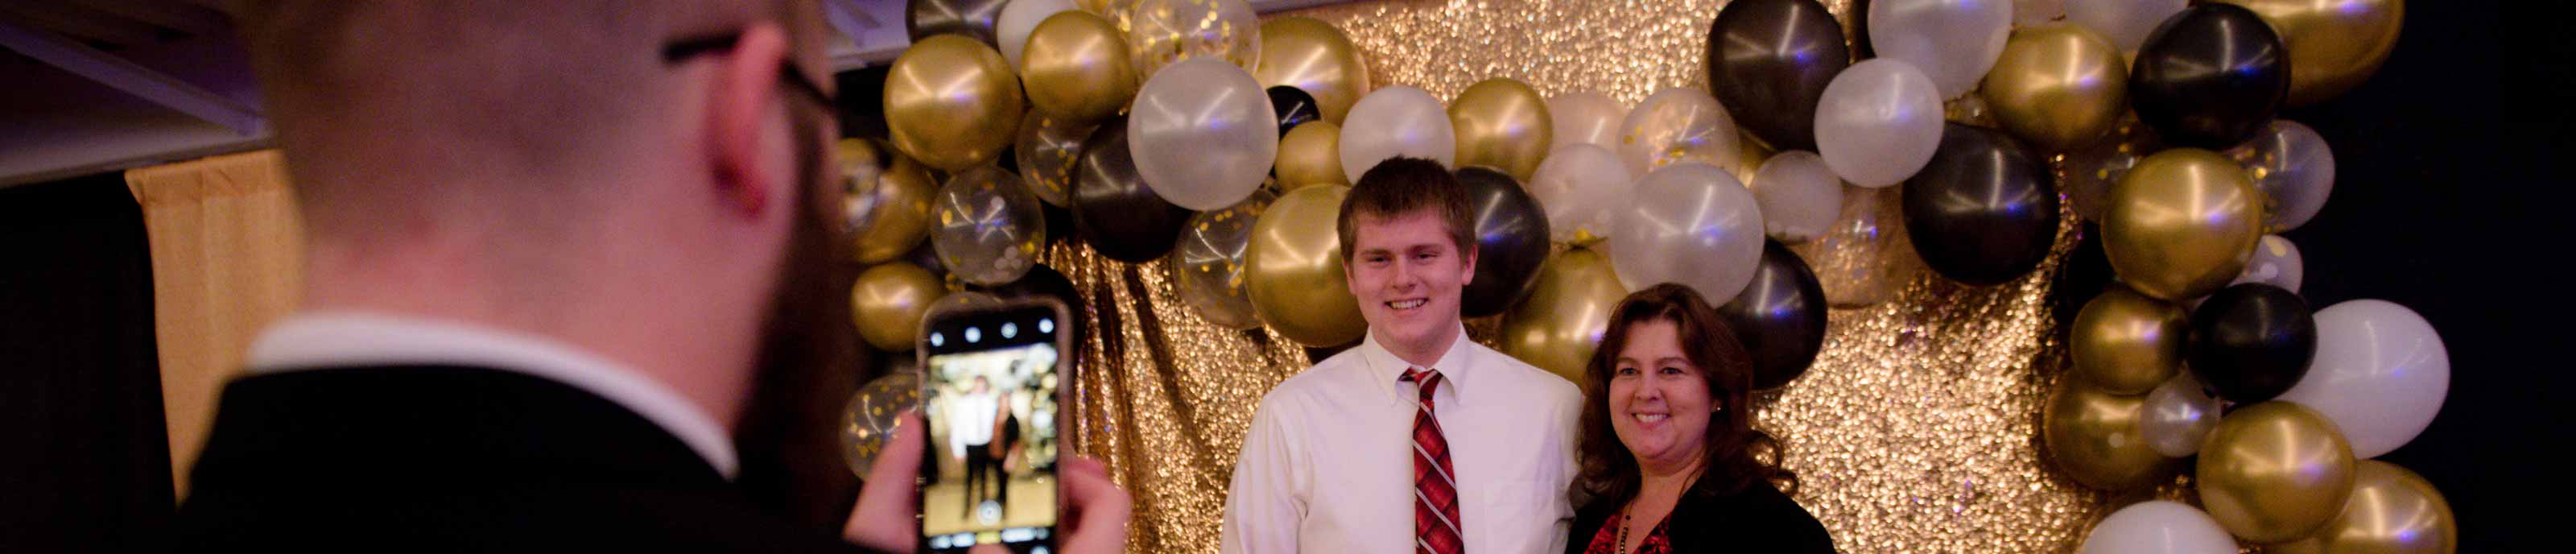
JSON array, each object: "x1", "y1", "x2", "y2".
[{"x1": 1221, "y1": 158, "x2": 1583, "y2": 554}]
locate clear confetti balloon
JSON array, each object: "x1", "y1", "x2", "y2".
[{"x1": 931, "y1": 166, "x2": 1046, "y2": 286}]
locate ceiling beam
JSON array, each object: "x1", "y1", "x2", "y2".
[{"x1": 0, "y1": 19, "x2": 263, "y2": 136}]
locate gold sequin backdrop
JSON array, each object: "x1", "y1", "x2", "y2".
[{"x1": 1046, "y1": 1, "x2": 2124, "y2": 552}]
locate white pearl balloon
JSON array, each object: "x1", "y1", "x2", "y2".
[
  {"x1": 1748, "y1": 151, "x2": 1843, "y2": 244},
  {"x1": 1527, "y1": 143, "x2": 1637, "y2": 243},
  {"x1": 1548, "y1": 90, "x2": 1626, "y2": 151},
  {"x1": 2065, "y1": 0, "x2": 2188, "y2": 52},
  {"x1": 1867, "y1": 0, "x2": 2016, "y2": 97},
  {"x1": 2139, "y1": 374, "x2": 2222, "y2": 457},
  {"x1": 2279, "y1": 300, "x2": 2450, "y2": 459},
  {"x1": 2227, "y1": 120, "x2": 2336, "y2": 232},
  {"x1": 1814, "y1": 59, "x2": 1944, "y2": 188},
  {"x1": 2015, "y1": 0, "x2": 2066, "y2": 27},
  {"x1": 1605, "y1": 163, "x2": 1765, "y2": 300},
  {"x1": 1340, "y1": 86, "x2": 1456, "y2": 183},
  {"x1": 2079, "y1": 501, "x2": 2239, "y2": 554},
  {"x1": 2230, "y1": 234, "x2": 2304, "y2": 292},
  {"x1": 1128, "y1": 58, "x2": 1278, "y2": 211},
  {"x1": 996, "y1": 0, "x2": 1075, "y2": 68}
]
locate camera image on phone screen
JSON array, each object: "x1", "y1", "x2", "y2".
[{"x1": 919, "y1": 307, "x2": 1063, "y2": 554}]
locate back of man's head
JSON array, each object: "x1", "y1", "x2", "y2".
[{"x1": 234, "y1": 0, "x2": 821, "y2": 242}]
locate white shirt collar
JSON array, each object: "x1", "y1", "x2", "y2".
[
  {"x1": 1359, "y1": 324, "x2": 1476, "y2": 403},
  {"x1": 246, "y1": 311, "x2": 739, "y2": 479}
]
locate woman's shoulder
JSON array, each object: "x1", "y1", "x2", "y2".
[{"x1": 1673, "y1": 482, "x2": 1835, "y2": 552}]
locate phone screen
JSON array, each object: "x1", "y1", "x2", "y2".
[{"x1": 918, "y1": 302, "x2": 1065, "y2": 554}]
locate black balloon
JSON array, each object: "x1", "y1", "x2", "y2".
[
  {"x1": 2187, "y1": 283, "x2": 2316, "y2": 403},
  {"x1": 1902, "y1": 123, "x2": 2062, "y2": 286},
  {"x1": 1071, "y1": 121, "x2": 1194, "y2": 263},
  {"x1": 1703, "y1": 0, "x2": 1850, "y2": 151},
  {"x1": 980, "y1": 263, "x2": 1087, "y2": 343},
  {"x1": 906, "y1": 0, "x2": 1005, "y2": 45},
  {"x1": 1267, "y1": 86, "x2": 1323, "y2": 138},
  {"x1": 1716, "y1": 240, "x2": 1829, "y2": 391},
  {"x1": 2129, "y1": 4, "x2": 2291, "y2": 149},
  {"x1": 2051, "y1": 222, "x2": 2115, "y2": 338},
  {"x1": 1453, "y1": 167, "x2": 1551, "y2": 317}
]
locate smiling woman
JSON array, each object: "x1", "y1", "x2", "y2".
[{"x1": 1567, "y1": 283, "x2": 1831, "y2": 554}]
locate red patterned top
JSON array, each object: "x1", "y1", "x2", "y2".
[{"x1": 1581, "y1": 511, "x2": 1673, "y2": 554}]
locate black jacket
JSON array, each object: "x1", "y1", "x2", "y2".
[
  {"x1": 1563, "y1": 481, "x2": 1835, "y2": 554},
  {"x1": 170, "y1": 365, "x2": 868, "y2": 553}
]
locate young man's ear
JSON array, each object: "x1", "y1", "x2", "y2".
[{"x1": 1456, "y1": 242, "x2": 1479, "y2": 286}]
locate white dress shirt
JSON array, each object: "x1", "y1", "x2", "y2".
[
  {"x1": 1221, "y1": 326, "x2": 1583, "y2": 554},
  {"x1": 947, "y1": 389, "x2": 998, "y2": 460},
  {"x1": 246, "y1": 311, "x2": 739, "y2": 478}
]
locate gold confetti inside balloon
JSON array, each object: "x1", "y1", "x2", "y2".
[
  {"x1": 840, "y1": 371, "x2": 920, "y2": 476},
  {"x1": 1116, "y1": 0, "x2": 1260, "y2": 78},
  {"x1": 1171, "y1": 191, "x2": 1275, "y2": 329}
]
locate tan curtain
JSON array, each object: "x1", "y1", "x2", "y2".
[{"x1": 125, "y1": 149, "x2": 304, "y2": 497}]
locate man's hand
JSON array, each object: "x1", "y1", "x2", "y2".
[{"x1": 845, "y1": 411, "x2": 1131, "y2": 554}]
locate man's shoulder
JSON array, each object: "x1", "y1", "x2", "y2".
[{"x1": 1256, "y1": 346, "x2": 1371, "y2": 411}]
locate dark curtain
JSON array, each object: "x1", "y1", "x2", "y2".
[{"x1": 0, "y1": 173, "x2": 174, "y2": 552}]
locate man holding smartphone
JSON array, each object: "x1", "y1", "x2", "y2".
[
  {"x1": 173, "y1": 2, "x2": 1125, "y2": 552},
  {"x1": 1222, "y1": 158, "x2": 1584, "y2": 554}
]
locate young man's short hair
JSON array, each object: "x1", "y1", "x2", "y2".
[{"x1": 1335, "y1": 157, "x2": 1477, "y2": 261}]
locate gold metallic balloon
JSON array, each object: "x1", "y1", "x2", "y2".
[
  {"x1": 1982, "y1": 24, "x2": 2128, "y2": 152},
  {"x1": 1115, "y1": 0, "x2": 1260, "y2": 77},
  {"x1": 1498, "y1": 247, "x2": 1629, "y2": 383},
  {"x1": 842, "y1": 138, "x2": 939, "y2": 263},
  {"x1": 2214, "y1": 0, "x2": 2405, "y2": 105},
  {"x1": 886, "y1": 35, "x2": 1024, "y2": 172},
  {"x1": 1245, "y1": 184, "x2": 1367, "y2": 347},
  {"x1": 2103, "y1": 148, "x2": 2262, "y2": 301},
  {"x1": 1275, "y1": 121, "x2": 1348, "y2": 191},
  {"x1": 1253, "y1": 17, "x2": 1369, "y2": 124},
  {"x1": 2198, "y1": 401, "x2": 2357, "y2": 544},
  {"x1": 2269, "y1": 461, "x2": 2457, "y2": 554},
  {"x1": 2070, "y1": 285, "x2": 2189, "y2": 395},
  {"x1": 1021, "y1": 10, "x2": 1137, "y2": 124},
  {"x1": 1449, "y1": 77, "x2": 1554, "y2": 180},
  {"x1": 2041, "y1": 377, "x2": 2178, "y2": 491},
  {"x1": 852, "y1": 262, "x2": 950, "y2": 351}
]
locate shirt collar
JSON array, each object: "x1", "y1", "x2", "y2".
[
  {"x1": 1360, "y1": 324, "x2": 1476, "y2": 404},
  {"x1": 245, "y1": 310, "x2": 740, "y2": 479}
]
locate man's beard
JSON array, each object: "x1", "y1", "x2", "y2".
[{"x1": 733, "y1": 110, "x2": 869, "y2": 531}]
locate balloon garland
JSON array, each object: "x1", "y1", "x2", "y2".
[{"x1": 849, "y1": 1, "x2": 2453, "y2": 552}]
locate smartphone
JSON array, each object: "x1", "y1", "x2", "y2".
[{"x1": 916, "y1": 298, "x2": 1069, "y2": 554}]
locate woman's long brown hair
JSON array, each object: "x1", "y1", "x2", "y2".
[{"x1": 1570, "y1": 283, "x2": 1796, "y2": 507}]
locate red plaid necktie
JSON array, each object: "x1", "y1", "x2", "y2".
[{"x1": 1402, "y1": 368, "x2": 1464, "y2": 554}]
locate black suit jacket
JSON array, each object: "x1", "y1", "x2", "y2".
[
  {"x1": 171, "y1": 365, "x2": 869, "y2": 552},
  {"x1": 1563, "y1": 481, "x2": 1835, "y2": 554}
]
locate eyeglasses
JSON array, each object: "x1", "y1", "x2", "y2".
[{"x1": 661, "y1": 32, "x2": 836, "y2": 110}]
